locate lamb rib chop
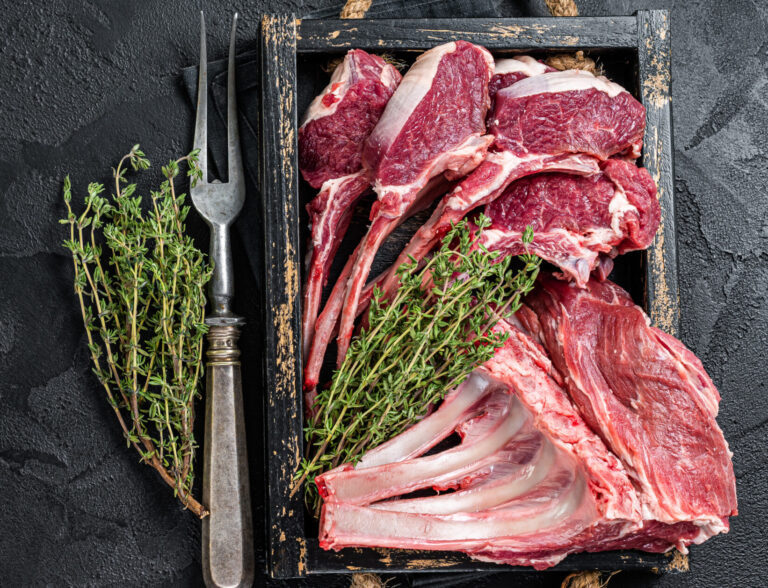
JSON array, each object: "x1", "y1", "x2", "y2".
[
  {"x1": 305, "y1": 53, "x2": 543, "y2": 392},
  {"x1": 331, "y1": 40, "x2": 495, "y2": 366},
  {"x1": 373, "y1": 69, "x2": 646, "y2": 303},
  {"x1": 302, "y1": 59, "x2": 562, "y2": 385},
  {"x1": 304, "y1": 54, "x2": 556, "y2": 389},
  {"x1": 303, "y1": 175, "x2": 452, "y2": 393},
  {"x1": 299, "y1": 50, "x2": 401, "y2": 188},
  {"x1": 481, "y1": 158, "x2": 661, "y2": 285},
  {"x1": 299, "y1": 50, "x2": 401, "y2": 358}
]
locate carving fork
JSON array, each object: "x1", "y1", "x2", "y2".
[{"x1": 192, "y1": 12, "x2": 254, "y2": 588}]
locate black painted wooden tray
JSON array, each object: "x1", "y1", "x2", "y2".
[{"x1": 258, "y1": 11, "x2": 680, "y2": 579}]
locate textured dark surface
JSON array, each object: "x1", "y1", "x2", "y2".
[{"x1": 0, "y1": 1, "x2": 765, "y2": 587}]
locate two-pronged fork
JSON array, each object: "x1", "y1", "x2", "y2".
[{"x1": 193, "y1": 12, "x2": 254, "y2": 588}]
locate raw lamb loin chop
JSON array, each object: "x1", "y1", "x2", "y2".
[
  {"x1": 299, "y1": 50, "x2": 401, "y2": 357},
  {"x1": 317, "y1": 280, "x2": 737, "y2": 568},
  {"x1": 480, "y1": 158, "x2": 661, "y2": 285},
  {"x1": 331, "y1": 40, "x2": 495, "y2": 365},
  {"x1": 372, "y1": 68, "x2": 645, "y2": 303}
]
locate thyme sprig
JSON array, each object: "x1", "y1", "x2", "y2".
[
  {"x1": 61, "y1": 145, "x2": 212, "y2": 517},
  {"x1": 294, "y1": 217, "x2": 541, "y2": 511}
]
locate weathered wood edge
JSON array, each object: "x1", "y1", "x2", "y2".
[
  {"x1": 638, "y1": 9, "x2": 680, "y2": 337},
  {"x1": 296, "y1": 17, "x2": 638, "y2": 51},
  {"x1": 305, "y1": 542, "x2": 684, "y2": 574},
  {"x1": 638, "y1": 11, "x2": 687, "y2": 573},
  {"x1": 260, "y1": 13, "x2": 307, "y2": 579}
]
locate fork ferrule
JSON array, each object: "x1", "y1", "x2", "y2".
[{"x1": 209, "y1": 222, "x2": 236, "y2": 318}]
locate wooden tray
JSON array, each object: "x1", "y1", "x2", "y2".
[{"x1": 259, "y1": 11, "x2": 679, "y2": 579}]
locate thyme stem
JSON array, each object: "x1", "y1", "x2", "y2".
[
  {"x1": 293, "y1": 217, "x2": 541, "y2": 510},
  {"x1": 61, "y1": 146, "x2": 211, "y2": 517}
]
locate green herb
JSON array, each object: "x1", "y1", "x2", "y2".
[
  {"x1": 293, "y1": 217, "x2": 541, "y2": 512},
  {"x1": 61, "y1": 145, "x2": 212, "y2": 517}
]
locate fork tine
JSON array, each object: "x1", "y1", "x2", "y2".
[
  {"x1": 227, "y1": 13, "x2": 244, "y2": 186},
  {"x1": 193, "y1": 11, "x2": 208, "y2": 184}
]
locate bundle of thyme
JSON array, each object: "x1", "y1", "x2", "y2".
[
  {"x1": 294, "y1": 217, "x2": 541, "y2": 511},
  {"x1": 61, "y1": 146, "x2": 211, "y2": 517}
]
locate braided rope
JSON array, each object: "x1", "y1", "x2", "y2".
[
  {"x1": 546, "y1": 49, "x2": 600, "y2": 75},
  {"x1": 545, "y1": 0, "x2": 579, "y2": 17},
  {"x1": 340, "y1": 0, "x2": 373, "y2": 19}
]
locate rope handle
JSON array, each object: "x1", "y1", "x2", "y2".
[
  {"x1": 545, "y1": 0, "x2": 579, "y2": 17},
  {"x1": 541, "y1": 0, "x2": 600, "y2": 74},
  {"x1": 340, "y1": 0, "x2": 372, "y2": 19}
]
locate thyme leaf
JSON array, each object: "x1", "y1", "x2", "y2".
[
  {"x1": 294, "y1": 216, "x2": 541, "y2": 512},
  {"x1": 62, "y1": 145, "x2": 212, "y2": 517}
]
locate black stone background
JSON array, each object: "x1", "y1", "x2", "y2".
[{"x1": 1, "y1": 0, "x2": 766, "y2": 586}]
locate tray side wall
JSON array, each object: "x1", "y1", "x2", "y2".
[
  {"x1": 260, "y1": 13, "x2": 307, "y2": 579},
  {"x1": 638, "y1": 10, "x2": 680, "y2": 336},
  {"x1": 296, "y1": 16, "x2": 637, "y2": 51}
]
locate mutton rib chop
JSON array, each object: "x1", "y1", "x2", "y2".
[
  {"x1": 305, "y1": 55, "x2": 555, "y2": 387},
  {"x1": 298, "y1": 49, "x2": 401, "y2": 359},
  {"x1": 302, "y1": 54, "x2": 560, "y2": 391},
  {"x1": 481, "y1": 158, "x2": 661, "y2": 285},
  {"x1": 331, "y1": 40, "x2": 495, "y2": 366}
]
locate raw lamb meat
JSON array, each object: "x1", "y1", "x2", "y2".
[
  {"x1": 480, "y1": 158, "x2": 661, "y2": 285},
  {"x1": 303, "y1": 54, "x2": 557, "y2": 388},
  {"x1": 520, "y1": 276, "x2": 738, "y2": 529},
  {"x1": 331, "y1": 40, "x2": 495, "y2": 365},
  {"x1": 299, "y1": 50, "x2": 401, "y2": 188},
  {"x1": 301, "y1": 173, "x2": 369, "y2": 359},
  {"x1": 317, "y1": 299, "x2": 737, "y2": 568},
  {"x1": 373, "y1": 68, "x2": 645, "y2": 302},
  {"x1": 299, "y1": 50, "x2": 401, "y2": 357},
  {"x1": 490, "y1": 70, "x2": 645, "y2": 159},
  {"x1": 302, "y1": 42, "x2": 737, "y2": 570}
]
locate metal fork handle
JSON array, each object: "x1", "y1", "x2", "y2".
[
  {"x1": 209, "y1": 222, "x2": 235, "y2": 317},
  {"x1": 202, "y1": 320, "x2": 254, "y2": 588}
]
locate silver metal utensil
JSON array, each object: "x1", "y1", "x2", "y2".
[{"x1": 192, "y1": 12, "x2": 254, "y2": 588}]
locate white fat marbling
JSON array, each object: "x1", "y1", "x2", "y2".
[
  {"x1": 499, "y1": 69, "x2": 626, "y2": 101},
  {"x1": 300, "y1": 55, "x2": 353, "y2": 127},
  {"x1": 493, "y1": 55, "x2": 548, "y2": 78}
]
